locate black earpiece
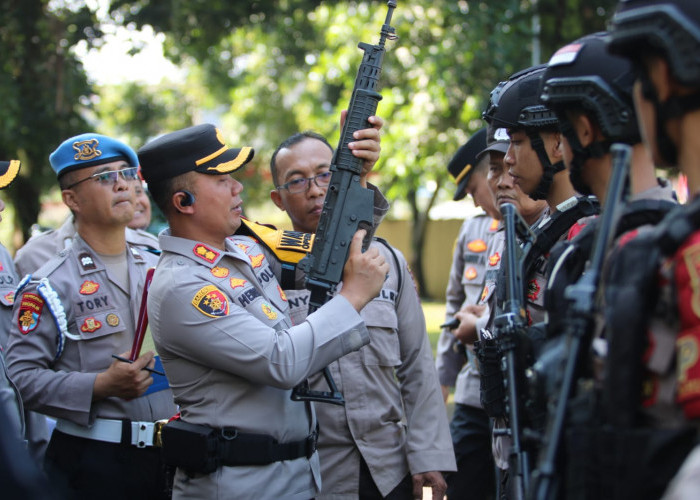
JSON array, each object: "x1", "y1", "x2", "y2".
[{"x1": 179, "y1": 190, "x2": 195, "y2": 206}]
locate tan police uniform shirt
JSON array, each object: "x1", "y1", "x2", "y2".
[
  {"x1": 436, "y1": 213, "x2": 500, "y2": 408},
  {"x1": 148, "y1": 231, "x2": 371, "y2": 500},
  {"x1": 6, "y1": 235, "x2": 175, "y2": 426},
  {"x1": 287, "y1": 240, "x2": 456, "y2": 498},
  {"x1": 0, "y1": 243, "x2": 24, "y2": 439},
  {"x1": 14, "y1": 217, "x2": 159, "y2": 278}
]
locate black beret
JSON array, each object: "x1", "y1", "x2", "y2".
[
  {"x1": 138, "y1": 124, "x2": 254, "y2": 184},
  {"x1": 448, "y1": 128, "x2": 488, "y2": 201}
]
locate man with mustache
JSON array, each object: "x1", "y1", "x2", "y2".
[
  {"x1": 269, "y1": 130, "x2": 455, "y2": 500},
  {"x1": 5, "y1": 133, "x2": 176, "y2": 500}
]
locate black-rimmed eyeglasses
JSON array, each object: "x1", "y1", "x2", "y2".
[
  {"x1": 65, "y1": 166, "x2": 140, "y2": 190},
  {"x1": 277, "y1": 171, "x2": 332, "y2": 194}
]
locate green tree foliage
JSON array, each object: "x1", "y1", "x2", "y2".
[{"x1": 0, "y1": 0, "x2": 99, "y2": 241}]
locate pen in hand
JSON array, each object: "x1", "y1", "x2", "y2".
[{"x1": 111, "y1": 354, "x2": 165, "y2": 377}]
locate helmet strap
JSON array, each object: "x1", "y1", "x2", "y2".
[{"x1": 527, "y1": 129, "x2": 566, "y2": 200}]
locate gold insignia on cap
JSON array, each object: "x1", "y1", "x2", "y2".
[
  {"x1": 454, "y1": 163, "x2": 473, "y2": 185},
  {"x1": 0, "y1": 160, "x2": 21, "y2": 189},
  {"x1": 73, "y1": 139, "x2": 102, "y2": 161},
  {"x1": 215, "y1": 128, "x2": 226, "y2": 145},
  {"x1": 206, "y1": 147, "x2": 253, "y2": 173}
]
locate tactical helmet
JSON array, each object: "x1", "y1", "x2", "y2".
[
  {"x1": 483, "y1": 64, "x2": 559, "y2": 131},
  {"x1": 609, "y1": 0, "x2": 700, "y2": 87},
  {"x1": 483, "y1": 65, "x2": 564, "y2": 200},
  {"x1": 609, "y1": 0, "x2": 700, "y2": 167},
  {"x1": 541, "y1": 32, "x2": 639, "y2": 194}
]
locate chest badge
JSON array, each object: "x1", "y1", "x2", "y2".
[
  {"x1": 527, "y1": 279, "x2": 541, "y2": 301},
  {"x1": 489, "y1": 252, "x2": 501, "y2": 267},
  {"x1": 230, "y1": 277, "x2": 247, "y2": 290},
  {"x1": 79, "y1": 280, "x2": 100, "y2": 295},
  {"x1": 211, "y1": 266, "x2": 230, "y2": 278},
  {"x1": 106, "y1": 313, "x2": 120, "y2": 327},
  {"x1": 467, "y1": 239, "x2": 487, "y2": 253},
  {"x1": 235, "y1": 242, "x2": 250, "y2": 252},
  {"x1": 80, "y1": 317, "x2": 102, "y2": 333},
  {"x1": 192, "y1": 285, "x2": 230, "y2": 318},
  {"x1": 4, "y1": 291, "x2": 15, "y2": 304},
  {"x1": 249, "y1": 254, "x2": 264, "y2": 269},
  {"x1": 277, "y1": 285, "x2": 287, "y2": 301},
  {"x1": 464, "y1": 267, "x2": 478, "y2": 281},
  {"x1": 262, "y1": 303, "x2": 278, "y2": 320}
]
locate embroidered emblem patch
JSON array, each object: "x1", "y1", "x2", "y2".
[
  {"x1": 489, "y1": 253, "x2": 501, "y2": 267},
  {"x1": 211, "y1": 266, "x2": 230, "y2": 278},
  {"x1": 249, "y1": 254, "x2": 264, "y2": 268},
  {"x1": 464, "y1": 267, "x2": 478, "y2": 281},
  {"x1": 18, "y1": 293, "x2": 43, "y2": 334},
  {"x1": 4, "y1": 291, "x2": 14, "y2": 304},
  {"x1": 73, "y1": 138, "x2": 101, "y2": 161},
  {"x1": 277, "y1": 285, "x2": 287, "y2": 301},
  {"x1": 192, "y1": 285, "x2": 229, "y2": 318},
  {"x1": 235, "y1": 242, "x2": 250, "y2": 252},
  {"x1": 106, "y1": 313, "x2": 120, "y2": 327},
  {"x1": 193, "y1": 244, "x2": 219, "y2": 263},
  {"x1": 489, "y1": 219, "x2": 500, "y2": 232},
  {"x1": 78, "y1": 252, "x2": 96, "y2": 271},
  {"x1": 262, "y1": 303, "x2": 278, "y2": 320},
  {"x1": 80, "y1": 317, "x2": 102, "y2": 333},
  {"x1": 230, "y1": 277, "x2": 247, "y2": 289},
  {"x1": 527, "y1": 279, "x2": 541, "y2": 301},
  {"x1": 467, "y1": 239, "x2": 487, "y2": 253},
  {"x1": 678, "y1": 335, "x2": 699, "y2": 384},
  {"x1": 80, "y1": 280, "x2": 100, "y2": 295}
]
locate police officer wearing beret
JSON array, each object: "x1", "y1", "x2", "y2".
[
  {"x1": 5, "y1": 134, "x2": 176, "y2": 500},
  {"x1": 139, "y1": 123, "x2": 389, "y2": 500}
]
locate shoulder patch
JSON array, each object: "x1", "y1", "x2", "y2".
[
  {"x1": 18, "y1": 293, "x2": 43, "y2": 334},
  {"x1": 467, "y1": 239, "x2": 487, "y2": 253},
  {"x1": 193, "y1": 244, "x2": 220, "y2": 263},
  {"x1": 79, "y1": 280, "x2": 100, "y2": 295},
  {"x1": 192, "y1": 285, "x2": 230, "y2": 318}
]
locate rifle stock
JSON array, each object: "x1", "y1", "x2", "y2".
[{"x1": 291, "y1": 1, "x2": 397, "y2": 405}]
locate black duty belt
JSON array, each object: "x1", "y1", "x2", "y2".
[{"x1": 161, "y1": 419, "x2": 318, "y2": 474}]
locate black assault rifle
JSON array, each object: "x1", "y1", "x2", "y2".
[
  {"x1": 291, "y1": 1, "x2": 398, "y2": 405},
  {"x1": 492, "y1": 202, "x2": 537, "y2": 500},
  {"x1": 529, "y1": 144, "x2": 632, "y2": 500}
]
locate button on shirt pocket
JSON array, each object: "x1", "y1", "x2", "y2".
[{"x1": 360, "y1": 298, "x2": 400, "y2": 367}]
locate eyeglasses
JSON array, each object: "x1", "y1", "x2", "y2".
[
  {"x1": 65, "y1": 166, "x2": 140, "y2": 190},
  {"x1": 277, "y1": 171, "x2": 332, "y2": 194}
]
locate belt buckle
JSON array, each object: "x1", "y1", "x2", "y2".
[{"x1": 154, "y1": 420, "x2": 168, "y2": 448}]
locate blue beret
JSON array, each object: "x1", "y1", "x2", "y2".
[
  {"x1": 0, "y1": 160, "x2": 21, "y2": 190},
  {"x1": 49, "y1": 133, "x2": 139, "y2": 178}
]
